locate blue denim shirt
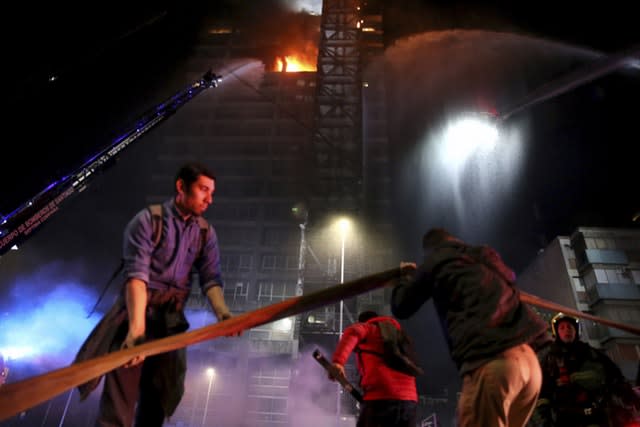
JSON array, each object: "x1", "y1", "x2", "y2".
[{"x1": 122, "y1": 199, "x2": 223, "y2": 294}]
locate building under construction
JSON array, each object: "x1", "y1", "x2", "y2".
[{"x1": 170, "y1": 2, "x2": 395, "y2": 426}]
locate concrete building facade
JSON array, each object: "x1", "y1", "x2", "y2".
[{"x1": 518, "y1": 227, "x2": 640, "y2": 380}]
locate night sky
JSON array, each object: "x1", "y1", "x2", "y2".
[
  {"x1": 3, "y1": 0, "x2": 211, "y2": 216},
  {"x1": 1, "y1": 0, "x2": 639, "y2": 422},
  {"x1": 3, "y1": 0, "x2": 638, "y2": 220},
  {"x1": 2, "y1": 0, "x2": 638, "y2": 224}
]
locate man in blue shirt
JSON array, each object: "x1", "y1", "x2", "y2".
[{"x1": 75, "y1": 162, "x2": 235, "y2": 427}]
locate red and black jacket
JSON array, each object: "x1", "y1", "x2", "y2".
[{"x1": 332, "y1": 316, "x2": 418, "y2": 401}]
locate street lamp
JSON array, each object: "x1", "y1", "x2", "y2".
[
  {"x1": 336, "y1": 217, "x2": 351, "y2": 340},
  {"x1": 335, "y1": 217, "x2": 351, "y2": 427},
  {"x1": 58, "y1": 390, "x2": 73, "y2": 427},
  {"x1": 337, "y1": 219, "x2": 350, "y2": 283},
  {"x1": 202, "y1": 367, "x2": 216, "y2": 427},
  {"x1": 292, "y1": 203, "x2": 309, "y2": 298}
]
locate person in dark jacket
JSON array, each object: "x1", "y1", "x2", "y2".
[
  {"x1": 74, "y1": 162, "x2": 236, "y2": 427},
  {"x1": 531, "y1": 312, "x2": 640, "y2": 427},
  {"x1": 391, "y1": 227, "x2": 550, "y2": 427},
  {"x1": 330, "y1": 311, "x2": 418, "y2": 427}
]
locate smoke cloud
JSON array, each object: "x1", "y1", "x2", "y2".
[
  {"x1": 0, "y1": 261, "x2": 100, "y2": 378},
  {"x1": 382, "y1": 29, "x2": 605, "y2": 264}
]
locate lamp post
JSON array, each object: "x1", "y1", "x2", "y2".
[
  {"x1": 337, "y1": 218, "x2": 350, "y2": 340},
  {"x1": 293, "y1": 204, "x2": 309, "y2": 298},
  {"x1": 202, "y1": 367, "x2": 215, "y2": 427},
  {"x1": 335, "y1": 217, "x2": 351, "y2": 427},
  {"x1": 57, "y1": 389, "x2": 73, "y2": 427}
]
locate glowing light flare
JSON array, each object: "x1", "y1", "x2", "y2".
[
  {"x1": 0, "y1": 346, "x2": 36, "y2": 361},
  {"x1": 206, "y1": 367, "x2": 215, "y2": 378},
  {"x1": 441, "y1": 116, "x2": 499, "y2": 166},
  {"x1": 337, "y1": 218, "x2": 351, "y2": 236},
  {"x1": 273, "y1": 317, "x2": 293, "y2": 332},
  {"x1": 208, "y1": 27, "x2": 232, "y2": 34},
  {"x1": 413, "y1": 112, "x2": 524, "y2": 238},
  {"x1": 275, "y1": 55, "x2": 317, "y2": 72}
]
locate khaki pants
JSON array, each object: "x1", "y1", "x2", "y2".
[{"x1": 457, "y1": 343, "x2": 542, "y2": 427}]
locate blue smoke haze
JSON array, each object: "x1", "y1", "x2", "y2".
[{"x1": 0, "y1": 262, "x2": 100, "y2": 377}]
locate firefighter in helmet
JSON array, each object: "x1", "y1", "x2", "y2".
[{"x1": 530, "y1": 312, "x2": 640, "y2": 427}]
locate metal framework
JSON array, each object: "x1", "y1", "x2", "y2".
[{"x1": 312, "y1": 0, "x2": 363, "y2": 212}]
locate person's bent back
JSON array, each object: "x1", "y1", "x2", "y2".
[{"x1": 391, "y1": 227, "x2": 550, "y2": 427}]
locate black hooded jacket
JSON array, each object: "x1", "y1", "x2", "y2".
[{"x1": 392, "y1": 240, "x2": 550, "y2": 376}]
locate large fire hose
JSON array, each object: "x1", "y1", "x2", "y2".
[
  {"x1": 0, "y1": 267, "x2": 408, "y2": 421},
  {"x1": 1, "y1": 267, "x2": 639, "y2": 421},
  {"x1": 520, "y1": 291, "x2": 640, "y2": 335}
]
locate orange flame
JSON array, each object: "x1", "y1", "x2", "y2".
[{"x1": 275, "y1": 55, "x2": 316, "y2": 72}]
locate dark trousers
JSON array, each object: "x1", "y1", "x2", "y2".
[
  {"x1": 96, "y1": 353, "x2": 167, "y2": 427},
  {"x1": 94, "y1": 291, "x2": 189, "y2": 427},
  {"x1": 357, "y1": 400, "x2": 417, "y2": 427}
]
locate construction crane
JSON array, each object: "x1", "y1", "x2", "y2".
[{"x1": 0, "y1": 70, "x2": 221, "y2": 257}]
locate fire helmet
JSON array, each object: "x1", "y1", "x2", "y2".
[{"x1": 551, "y1": 312, "x2": 580, "y2": 340}]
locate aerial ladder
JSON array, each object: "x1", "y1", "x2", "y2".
[{"x1": 0, "y1": 70, "x2": 221, "y2": 257}]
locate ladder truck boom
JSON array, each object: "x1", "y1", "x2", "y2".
[{"x1": 0, "y1": 70, "x2": 221, "y2": 257}]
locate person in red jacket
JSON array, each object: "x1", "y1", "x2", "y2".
[{"x1": 330, "y1": 311, "x2": 418, "y2": 427}]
